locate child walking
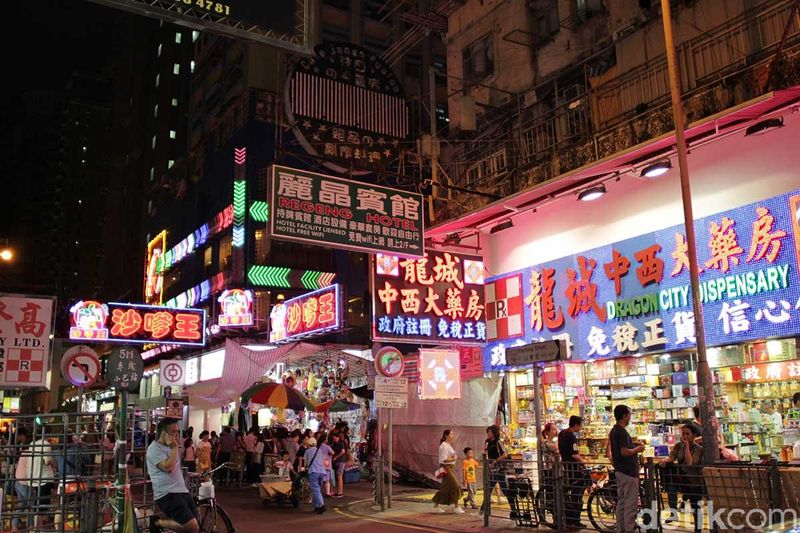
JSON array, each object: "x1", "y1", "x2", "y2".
[{"x1": 462, "y1": 447, "x2": 479, "y2": 509}]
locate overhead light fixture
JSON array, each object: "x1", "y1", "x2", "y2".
[
  {"x1": 443, "y1": 233, "x2": 461, "y2": 246},
  {"x1": 577, "y1": 184, "x2": 606, "y2": 202},
  {"x1": 489, "y1": 220, "x2": 514, "y2": 234},
  {"x1": 640, "y1": 160, "x2": 672, "y2": 178},
  {"x1": 745, "y1": 117, "x2": 784, "y2": 136}
]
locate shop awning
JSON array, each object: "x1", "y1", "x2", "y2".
[
  {"x1": 193, "y1": 339, "x2": 372, "y2": 405},
  {"x1": 426, "y1": 85, "x2": 800, "y2": 239}
]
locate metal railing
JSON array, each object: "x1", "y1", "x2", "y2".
[{"x1": 480, "y1": 454, "x2": 800, "y2": 532}]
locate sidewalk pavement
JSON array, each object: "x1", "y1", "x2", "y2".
[{"x1": 345, "y1": 489, "x2": 596, "y2": 533}]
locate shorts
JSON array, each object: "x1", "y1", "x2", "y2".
[
  {"x1": 156, "y1": 493, "x2": 197, "y2": 526},
  {"x1": 335, "y1": 461, "x2": 346, "y2": 476}
]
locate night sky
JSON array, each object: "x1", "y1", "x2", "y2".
[{"x1": 1, "y1": 0, "x2": 116, "y2": 278}]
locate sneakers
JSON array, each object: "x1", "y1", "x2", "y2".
[
  {"x1": 454, "y1": 506, "x2": 465, "y2": 514},
  {"x1": 432, "y1": 506, "x2": 445, "y2": 513}
]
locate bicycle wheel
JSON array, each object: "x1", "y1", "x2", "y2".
[
  {"x1": 196, "y1": 501, "x2": 234, "y2": 533},
  {"x1": 587, "y1": 492, "x2": 617, "y2": 532},
  {"x1": 534, "y1": 489, "x2": 556, "y2": 529}
]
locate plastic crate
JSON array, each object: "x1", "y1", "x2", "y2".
[{"x1": 344, "y1": 469, "x2": 361, "y2": 484}]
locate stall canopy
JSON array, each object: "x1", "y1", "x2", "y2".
[{"x1": 194, "y1": 339, "x2": 370, "y2": 405}]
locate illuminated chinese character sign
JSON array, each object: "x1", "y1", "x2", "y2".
[
  {"x1": 69, "y1": 301, "x2": 206, "y2": 347},
  {"x1": 372, "y1": 251, "x2": 486, "y2": 345},
  {"x1": 286, "y1": 42, "x2": 409, "y2": 172},
  {"x1": 419, "y1": 349, "x2": 462, "y2": 400},
  {"x1": 269, "y1": 284, "x2": 343, "y2": 343},
  {"x1": 0, "y1": 294, "x2": 55, "y2": 389},
  {"x1": 270, "y1": 165, "x2": 424, "y2": 256},
  {"x1": 217, "y1": 289, "x2": 253, "y2": 327},
  {"x1": 484, "y1": 189, "x2": 800, "y2": 371},
  {"x1": 145, "y1": 230, "x2": 166, "y2": 304}
]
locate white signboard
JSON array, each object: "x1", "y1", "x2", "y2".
[
  {"x1": 374, "y1": 376, "x2": 408, "y2": 409},
  {"x1": 0, "y1": 294, "x2": 55, "y2": 389},
  {"x1": 160, "y1": 359, "x2": 187, "y2": 387}
]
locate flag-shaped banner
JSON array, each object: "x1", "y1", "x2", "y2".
[{"x1": 485, "y1": 274, "x2": 524, "y2": 341}]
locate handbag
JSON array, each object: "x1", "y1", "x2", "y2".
[{"x1": 434, "y1": 467, "x2": 448, "y2": 479}]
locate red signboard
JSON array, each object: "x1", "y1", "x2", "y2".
[
  {"x1": 372, "y1": 251, "x2": 486, "y2": 345},
  {"x1": 69, "y1": 301, "x2": 206, "y2": 347},
  {"x1": 269, "y1": 284, "x2": 343, "y2": 343}
]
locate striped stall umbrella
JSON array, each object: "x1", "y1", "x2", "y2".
[
  {"x1": 241, "y1": 382, "x2": 317, "y2": 411},
  {"x1": 314, "y1": 399, "x2": 362, "y2": 413}
]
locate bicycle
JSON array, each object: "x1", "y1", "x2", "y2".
[
  {"x1": 586, "y1": 466, "x2": 649, "y2": 532},
  {"x1": 140, "y1": 463, "x2": 235, "y2": 533}
]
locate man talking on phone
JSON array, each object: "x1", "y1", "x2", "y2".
[{"x1": 146, "y1": 419, "x2": 199, "y2": 533}]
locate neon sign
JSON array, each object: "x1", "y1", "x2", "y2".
[
  {"x1": 165, "y1": 271, "x2": 227, "y2": 309},
  {"x1": 371, "y1": 251, "x2": 486, "y2": 345},
  {"x1": 145, "y1": 231, "x2": 166, "y2": 304},
  {"x1": 483, "y1": 189, "x2": 800, "y2": 371},
  {"x1": 69, "y1": 301, "x2": 206, "y2": 346},
  {"x1": 218, "y1": 289, "x2": 254, "y2": 327},
  {"x1": 158, "y1": 205, "x2": 234, "y2": 274},
  {"x1": 269, "y1": 284, "x2": 343, "y2": 343}
]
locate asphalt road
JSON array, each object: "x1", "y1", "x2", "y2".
[{"x1": 215, "y1": 482, "x2": 437, "y2": 533}]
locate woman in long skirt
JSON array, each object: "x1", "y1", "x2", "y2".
[{"x1": 433, "y1": 429, "x2": 463, "y2": 514}]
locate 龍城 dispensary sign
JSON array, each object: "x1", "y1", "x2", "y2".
[
  {"x1": 484, "y1": 189, "x2": 800, "y2": 371},
  {"x1": 270, "y1": 165, "x2": 424, "y2": 257}
]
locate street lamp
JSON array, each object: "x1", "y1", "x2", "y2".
[{"x1": 0, "y1": 239, "x2": 13, "y2": 262}]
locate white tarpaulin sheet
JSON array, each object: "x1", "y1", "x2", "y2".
[{"x1": 386, "y1": 377, "x2": 502, "y2": 480}]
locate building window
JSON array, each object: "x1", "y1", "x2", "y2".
[
  {"x1": 173, "y1": 63, "x2": 180, "y2": 75},
  {"x1": 171, "y1": 98, "x2": 178, "y2": 107},
  {"x1": 175, "y1": 32, "x2": 182, "y2": 44},
  {"x1": 533, "y1": 3, "x2": 560, "y2": 44},
  {"x1": 153, "y1": 104, "x2": 158, "y2": 118},
  {"x1": 192, "y1": 30, "x2": 200, "y2": 42},
  {"x1": 149, "y1": 167, "x2": 155, "y2": 181},
  {"x1": 155, "y1": 74, "x2": 160, "y2": 87},
  {"x1": 169, "y1": 130, "x2": 177, "y2": 139},
  {"x1": 465, "y1": 147, "x2": 508, "y2": 187},
  {"x1": 151, "y1": 135, "x2": 156, "y2": 149},
  {"x1": 190, "y1": 60, "x2": 196, "y2": 73},
  {"x1": 219, "y1": 233, "x2": 232, "y2": 272},
  {"x1": 168, "y1": 160, "x2": 174, "y2": 169},
  {"x1": 462, "y1": 34, "x2": 494, "y2": 82},
  {"x1": 157, "y1": 43, "x2": 162, "y2": 57},
  {"x1": 203, "y1": 245, "x2": 213, "y2": 267}
]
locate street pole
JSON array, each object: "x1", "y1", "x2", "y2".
[
  {"x1": 116, "y1": 391, "x2": 128, "y2": 531},
  {"x1": 388, "y1": 408, "x2": 393, "y2": 509},
  {"x1": 660, "y1": 0, "x2": 720, "y2": 464}
]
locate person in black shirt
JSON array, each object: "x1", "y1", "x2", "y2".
[
  {"x1": 609, "y1": 405, "x2": 645, "y2": 533},
  {"x1": 481, "y1": 425, "x2": 508, "y2": 511},
  {"x1": 558, "y1": 416, "x2": 590, "y2": 528}
]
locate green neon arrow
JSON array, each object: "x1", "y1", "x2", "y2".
[{"x1": 249, "y1": 201, "x2": 269, "y2": 222}]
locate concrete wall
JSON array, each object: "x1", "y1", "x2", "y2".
[
  {"x1": 446, "y1": 0, "x2": 535, "y2": 130},
  {"x1": 483, "y1": 107, "x2": 800, "y2": 276}
]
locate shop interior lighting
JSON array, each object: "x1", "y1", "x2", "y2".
[
  {"x1": 640, "y1": 160, "x2": 672, "y2": 178},
  {"x1": 577, "y1": 184, "x2": 606, "y2": 202},
  {"x1": 766, "y1": 340, "x2": 783, "y2": 356},
  {"x1": 489, "y1": 220, "x2": 514, "y2": 234},
  {"x1": 744, "y1": 117, "x2": 783, "y2": 136},
  {"x1": 443, "y1": 233, "x2": 462, "y2": 245}
]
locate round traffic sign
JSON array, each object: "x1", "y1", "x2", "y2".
[
  {"x1": 374, "y1": 346, "x2": 405, "y2": 378},
  {"x1": 107, "y1": 346, "x2": 143, "y2": 392},
  {"x1": 61, "y1": 346, "x2": 101, "y2": 388}
]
